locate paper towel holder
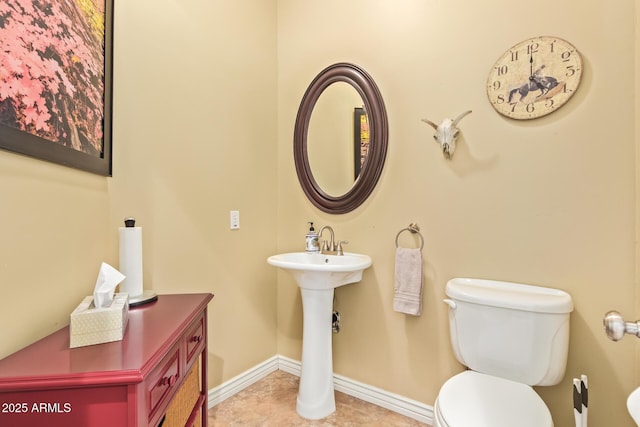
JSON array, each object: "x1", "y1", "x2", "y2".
[
  {"x1": 120, "y1": 217, "x2": 158, "y2": 307},
  {"x1": 130, "y1": 290, "x2": 158, "y2": 307}
]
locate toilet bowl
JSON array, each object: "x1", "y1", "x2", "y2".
[
  {"x1": 434, "y1": 278, "x2": 573, "y2": 427},
  {"x1": 433, "y1": 371, "x2": 552, "y2": 427}
]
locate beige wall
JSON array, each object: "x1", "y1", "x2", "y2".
[
  {"x1": 637, "y1": 0, "x2": 640, "y2": 390},
  {"x1": 277, "y1": 1, "x2": 637, "y2": 426},
  {"x1": 0, "y1": 1, "x2": 637, "y2": 426},
  {"x1": 0, "y1": 0, "x2": 279, "y2": 387},
  {"x1": 636, "y1": 0, "x2": 640, "y2": 374},
  {"x1": 110, "y1": 0, "x2": 280, "y2": 384},
  {"x1": 0, "y1": 154, "x2": 111, "y2": 357}
]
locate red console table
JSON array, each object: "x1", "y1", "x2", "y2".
[{"x1": 0, "y1": 293, "x2": 213, "y2": 427}]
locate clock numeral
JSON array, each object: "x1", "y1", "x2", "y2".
[
  {"x1": 510, "y1": 51, "x2": 519, "y2": 62},
  {"x1": 545, "y1": 98, "x2": 555, "y2": 109},
  {"x1": 496, "y1": 65, "x2": 508, "y2": 76},
  {"x1": 508, "y1": 102, "x2": 538, "y2": 114},
  {"x1": 491, "y1": 81, "x2": 501, "y2": 90},
  {"x1": 565, "y1": 65, "x2": 577, "y2": 77},
  {"x1": 561, "y1": 51, "x2": 572, "y2": 62},
  {"x1": 527, "y1": 42, "x2": 540, "y2": 55},
  {"x1": 495, "y1": 94, "x2": 506, "y2": 104}
]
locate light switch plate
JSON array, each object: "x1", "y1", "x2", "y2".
[{"x1": 230, "y1": 210, "x2": 240, "y2": 229}]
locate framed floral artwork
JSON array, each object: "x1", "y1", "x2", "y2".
[{"x1": 0, "y1": 0, "x2": 113, "y2": 176}]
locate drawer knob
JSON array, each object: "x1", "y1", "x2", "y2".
[
  {"x1": 160, "y1": 374, "x2": 178, "y2": 387},
  {"x1": 190, "y1": 335, "x2": 202, "y2": 343}
]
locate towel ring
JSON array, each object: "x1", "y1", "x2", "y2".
[{"x1": 395, "y1": 223, "x2": 424, "y2": 250}]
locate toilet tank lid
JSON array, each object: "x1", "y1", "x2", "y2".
[{"x1": 446, "y1": 278, "x2": 573, "y2": 314}]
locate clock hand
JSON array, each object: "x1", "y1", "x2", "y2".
[
  {"x1": 528, "y1": 52, "x2": 545, "y2": 92},
  {"x1": 529, "y1": 52, "x2": 534, "y2": 81}
]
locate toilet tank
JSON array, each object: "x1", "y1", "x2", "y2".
[{"x1": 445, "y1": 278, "x2": 573, "y2": 386}]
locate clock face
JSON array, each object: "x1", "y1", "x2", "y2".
[{"x1": 487, "y1": 36, "x2": 582, "y2": 120}]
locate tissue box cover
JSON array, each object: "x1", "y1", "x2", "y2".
[{"x1": 70, "y1": 293, "x2": 129, "y2": 348}]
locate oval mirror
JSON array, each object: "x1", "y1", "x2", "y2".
[{"x1": 294, "y1": 63, "x2": 388, "y2": 214}]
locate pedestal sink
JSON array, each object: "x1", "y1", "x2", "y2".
[{"x1": 267, "y1": 252, "x2": 372, "y2": 419}]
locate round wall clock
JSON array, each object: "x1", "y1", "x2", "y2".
[{"x1": 486, "y1": 36, "x2": 583, "y2": 120}]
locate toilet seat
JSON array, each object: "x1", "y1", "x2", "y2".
[{"x1": 435, "y1": 371, "x2": 553, "y2": 427}]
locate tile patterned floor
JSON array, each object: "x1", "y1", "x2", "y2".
[{"x1": 208, "y1": 370, "x2": 430, "y2": 426}]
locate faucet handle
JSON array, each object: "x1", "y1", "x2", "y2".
[
  {"x1": 322, "y1": 240, "x2": 330, "y2": 252},
  {"x1": 336, "y1": 241, "x2": 348, "y2": 256}
]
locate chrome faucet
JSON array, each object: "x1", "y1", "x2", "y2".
[{"x1": 318, "y1": 225, "x2": 336, "y2": 253}]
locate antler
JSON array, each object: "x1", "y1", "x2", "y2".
[
  {"x1": 452, "y1": 110, "x2": 472, "y2": 126},
  {"x1": 421, "y1": 118, "x2": 438, "y2": 130}
]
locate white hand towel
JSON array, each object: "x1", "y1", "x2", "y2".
[{"x1": 393, "y1": 247, "x2": 423, "y2": 316}]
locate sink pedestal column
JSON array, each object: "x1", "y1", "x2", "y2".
[
  {"x1": 297, "y1": 287, "x2": 335, "y2": 419},
  {"x1": 266, "y1": 252, "x2": 372, "y2": 420}
]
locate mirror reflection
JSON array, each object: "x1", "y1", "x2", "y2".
[{"x1": 308, "y1": 82, "x2": 366, "y2": 197}]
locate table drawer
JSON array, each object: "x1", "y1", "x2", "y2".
[
  {"x1": 185, "y1": 314, "x2": 205, "y2": 367},
  {"x1": 148, "y1": 347, "x2": 181, "y2": 421},
  {"x1": 160, "y1": 363, "x2": 200, "y2": 427}
]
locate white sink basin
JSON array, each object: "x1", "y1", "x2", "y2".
[
  {"x1": 629, "y1": 386, "x2": 640, "y2": 425},
  {"x1": 267, "y1": 252, "x2": 372, "y2": 290}
]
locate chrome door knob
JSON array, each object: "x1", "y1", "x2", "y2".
[{"x1": 603, "y1": 310, "x2": 640, "y2": 341}]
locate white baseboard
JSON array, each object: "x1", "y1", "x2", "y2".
[
  {"x1": 208, "y1": 355, "x2": 434, "y2": 425},
  {"x1": 207, "y1": 355, "x2": 279, "y2": 407}
]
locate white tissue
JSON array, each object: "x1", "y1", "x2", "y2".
[{"x1": 93, "y1": 262, "x2": 126, "y2": 308}]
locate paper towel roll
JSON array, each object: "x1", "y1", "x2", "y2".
[{"x1": 119, "y1": 226, "x2": 143, "y2": 298}]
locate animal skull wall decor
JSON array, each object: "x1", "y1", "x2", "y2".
[{"x1": 421, "y1": 110, "x2": 472, "y2": 159}]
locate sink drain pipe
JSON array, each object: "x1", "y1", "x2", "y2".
[{"x1": 332, "y1": 311, "x2": 341, "y2": 333}]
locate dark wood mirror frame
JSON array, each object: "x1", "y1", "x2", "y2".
[{"x1": 294, "y1": 63, "x2": 388, "y2": 214}]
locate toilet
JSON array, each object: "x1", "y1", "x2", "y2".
[{"x1": 434, "y1": 278, "x2": 573, "y2": 427}]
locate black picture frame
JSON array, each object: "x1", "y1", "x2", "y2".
[
  {"x1": 0, "y1": 0, "x2": 114, "y2": 176},
  {"x1": 353, "y1": 107, "x2": 369, "y2": 180}
]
